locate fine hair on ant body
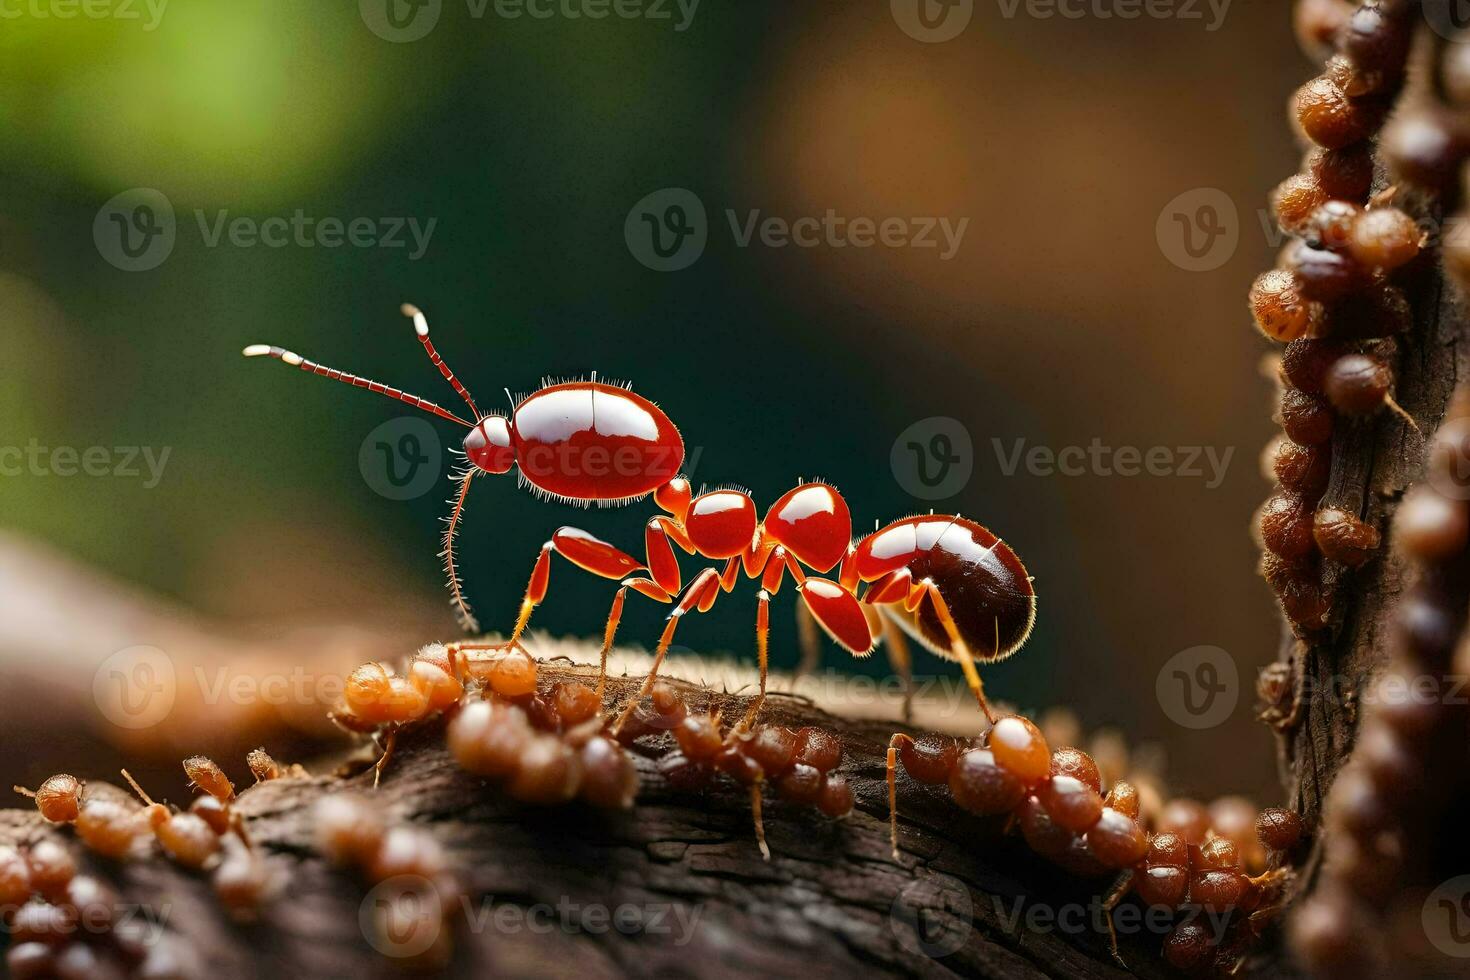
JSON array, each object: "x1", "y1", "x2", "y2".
[{"x1": 245, "y1": 306, "x2": 1037, "y2": 726}]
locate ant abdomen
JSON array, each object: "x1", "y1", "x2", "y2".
[
  {"x1": 25, "y1": 839, "x2": 76, "y2": 902},
  {"x1": 74, "y1": 798, "x2": 147, "y2": 861},
  {"x1": 894, "y1": 733, "x2": 959, "y2": 785},
  {"x1": 1134, "y1": 832, "x2": 1189, "y2": 908}
]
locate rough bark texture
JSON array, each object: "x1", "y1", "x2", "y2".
[{"x1": 0, "y1": 665, "x2": 1188, "y2": 980}]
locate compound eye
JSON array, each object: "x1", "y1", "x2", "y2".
[{"x1": 464, "y1": 416, "x2": 515, "y2": 474}]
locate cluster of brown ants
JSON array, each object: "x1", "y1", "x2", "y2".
[
  {"x1": 886, "y1": 718, "x2": 1303, "y2": 972},
  {"x1": 1252, "y1": 0, "x2": 1427, "y2": 638},
  {"x1": 315, "y1": 634, "x2": 1310, "y2": 972},
  {"x1": 5, "y1": 750, "x2": 298, "y2": 977},
  {"x1": 1288, "y1": 385, "x2": 1470, "y2": 973},
  {"x1": 343, "y1": 642, "x2": 857, "y2": 852},
  {"x1": 1265, "y1": 3, "x2": 1470, "y2": 974}
]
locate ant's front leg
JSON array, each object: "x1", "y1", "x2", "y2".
[{"x1": 502, "y1": 526, "x2": 646, "y2": 648}]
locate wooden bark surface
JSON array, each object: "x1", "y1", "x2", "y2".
[{"x1": 0, "y1": 665, "x2": 1184, "y2": 980}]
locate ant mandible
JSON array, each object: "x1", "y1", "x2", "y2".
[{"x1": 244, "y1": 305, "x2": 1036, "y2": 726}]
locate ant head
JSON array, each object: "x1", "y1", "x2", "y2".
[{"x1": 464, "y1": 416, "x2": 515, "y2": 474}]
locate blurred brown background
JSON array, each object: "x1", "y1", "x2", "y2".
[{"x1": 0, "y1": 1, "x2": 1307, "y2": 802}]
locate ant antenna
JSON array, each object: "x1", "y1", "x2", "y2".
[
  {"x1": 1384, "y1": 393, "x2": 1420, "y2": 433},
  {"x1": 503, "y1": 388, "x2": 516, "y2": 414},
  {"x1": 401, "y1": 303, "x2": 482, "y2": 421},
  {"x1": 242, "y1": 344, "x2": 474, "y2": 428},
  {"x1": 120, "y1": 769, "x2": 156, "y2": 807}
]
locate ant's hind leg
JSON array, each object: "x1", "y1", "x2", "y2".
[{"x1": 917, "y1": 580, "x2": 997, "y2": 725}]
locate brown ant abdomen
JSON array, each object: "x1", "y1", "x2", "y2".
[{"x1": 863, "y1": 516, "x2": 1036, "y2": 662}]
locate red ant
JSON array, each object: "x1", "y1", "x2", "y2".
[{"x1": 245, "y1": 306, "x2": 1036, "y2": 726}]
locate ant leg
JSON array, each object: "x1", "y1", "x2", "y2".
[
  {"x1": 644, "y1": 518, "x2": 686, "y2": 595},
  {"x1": 887, "y1": 733, "x2": 915, "y2": 860},
  {"x1": 441, "y1": 469, "x2": 479, "y2": 633},
  {"x1": 610, "y1": 615, "x2": 682, "y2": 737},
  {"x1": 1101, "y1": 870, "x2": 1134, "y2": 967},
  {"x1": 504, "y1": 528, "x2": 647, "y2": 652},
  {"x1": 610, "y1": 568, "x2": 721, "y2": 737},
  {"x1": 507, "y1": 544, "x2": 553, "y2": 649},
  {"x1": 917, "y1": 580, "x2": 996, "y2": 725},
  {"x1": 372, "y1": 727, "x2": 399, "y2": 788},
  {"x1": 718, "y1": 555, "x2": 741, "y2": 592},
  {"x1": 1278, "y1": 657, "x2": 1307, "y2": 732},
  {"x1": 794, "y1": 601, "x2": 821, "y2": 679},
  {"x1": 878, "y1": 614, "x2": 915, "y2": 724},
  {"x1": 595, "y1": 587, "x2": 628, "y2": 700},
  {"x1": 750, "y1": 778, "x2": 770, "y2": 861},
  {"x1": 444, "y1": 639, "x2": 517, "y2": 680},
  {"x1": 735, "y1": 591, "x2": 772, "y2": 732}
]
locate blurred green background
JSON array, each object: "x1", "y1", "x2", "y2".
[{"x1": 0, "y1": 1, "x2": 1313, "y2": 800}]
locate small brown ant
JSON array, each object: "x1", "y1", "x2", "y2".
[
  {"x1": 13, "y1": 774, "x2": 83, "y2": 823},
  {"x1": 1256, "y1": 652, "x2": 1306, "y2": 733},
  {"x1": 120, "y1": 769, "x2": 221, "y2": 870}
]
